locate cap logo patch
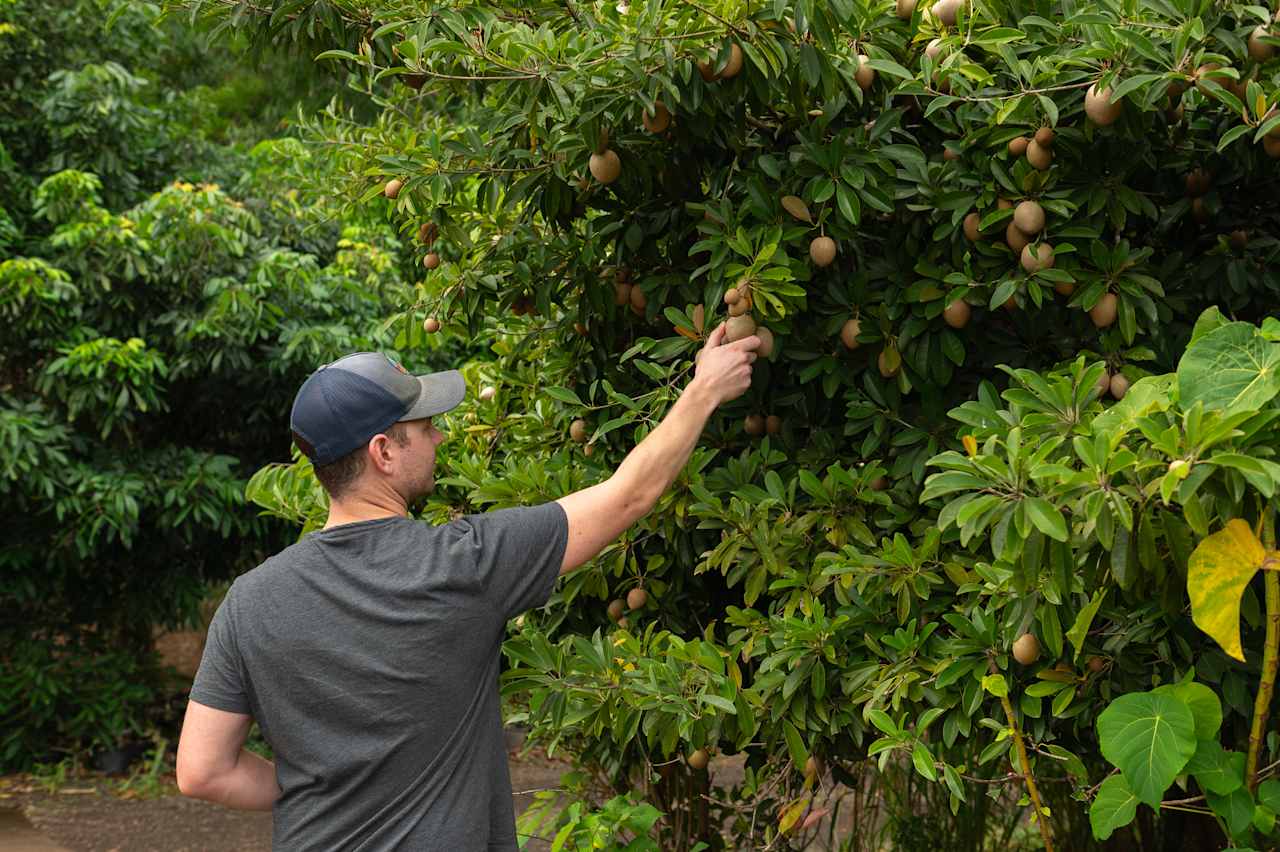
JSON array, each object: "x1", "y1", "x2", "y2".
[{"x1": 387, "y1": 356, "x2": 408, "y2": 375}]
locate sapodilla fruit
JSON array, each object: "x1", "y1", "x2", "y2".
[
  {"x1": 1109, "y1": 373, "x2": 1131, "y2": 400},
  {"x1": 1054, "y1": 280, "x2": 1075, "y2": 296},
  {"x1": 963, "y1": 212, "x2": 982, "y2": 241},
  {"x1": 1094, "y1": 371, "x2": 1111, "y2": 397},
  {"x1": 423, "y1": 252, "x2": 440, "y2": 269},
  {"x1": 629, "y1": 285, "x2": 647, "y2": 312},
  {"x1": 1007, "y1": 136, "x2": 1030, "y2": 156},
  {"x1": 878, "y1": 347, "x2": 901, "y2": 378},
  {"x1": 569, "y1": 419, "x2": 589, "y2": 443},
  {"x1": 924, "y1": 38, "x2": 944, "y2": 60},
  {"x1": 726, "y1": 314, "x2": 757, "y2": 343},
  {"x1": 755, "y1": 327, "x2": 775, "y2": 358},
  {"x1": 931, "y1": 0, "x2": 961, "y2": 26},
  {"x1": 998, "y1": 198, "x2": 1013, "y2": 210},
  {"x1": 1034, "y1": 126, "x2": 1055, "y2": 147},
  {"x1": 422, "y1": 317, "x2": 441, "y2": 333},
  {"x1": 1025, "y1": 139, "x2": 1052, "y2": 170},
  {"x1": 1005, "y1": 221, "x2": 1030, "y2": 253},
  {"x1": 765, "y1": 415, "x2": 782, "y2": 435},
  {"x1": 688, "y1": 749, "x2": 709, "y2": 770},
  {"x1": 478, "y1": 386, "x2": 496, "y2": 402},
  {"x1": 642, "y1": 101, "x2": 671, "y2": 134},
  {"x1": 728, "y1": 298, "x2": 750, "y2": 317},
  {"x1": 1020, "y1": 243, "x2": 1054, "y2": 273},
  {"x1": 1012, "y1": 633, "x2": 1040, "y2": 665},
  {"x1": 1248, "y1": 26, "x2": 1275, "y2": 62},
  {"x1": 943, "y1": 299, "x2": 971, "y2": 328},
  {"x1": 589, "y1": 149, "x2": 622, "y2": 184},
  {"x1": 744, "y1": 414, "x2": 766, "y2": 436},
  {"x1": 840, "y1": 317, "x2": 861, "y2": 349},
  {"x1": 607, "y1": 599, "x2": 626, "y2": 621},
  {"x1": 1185, "y1": 168, "x2": 1211, "y2": 197},
  {"x1": 810, "y1": 236, "x2": 837, "y2": 267},
  {"x1": 720, "y1": 43, "x2": 744, "y2": 79},
  {"x1": 384, "y1": 178, "x2": 403, "y2": 199},
  {"x1": 870, "y1": 476, "x2": 889, "y2": 491},
  {"x1": 418, "y1": 221, "x2": 437, "y2": 244},
  {"x1": 627, "y1": 588, "x2": 648, "y2": 610},
  {"x1": 1013, "y1": 201, "x2": 1045, "y2": 235},
  {"x1": 895, "y1": 0, "x2": 917, "y2": 18},
  {"x1": 855, "y1": 55, "x2": 876, "y2": 91},
  {"x1": 1089, "y1": 293, "x2": 1118, "y2": 328},
  {"x1": 1085, "y1": 84, "x2": 1122, "y2": 126},
  {"x1": 1266, "y1": 136, "x2": 1280, "y2": 159},
  {"x1": 614, "y1": 281, "x2": 632, "y2": 306}
]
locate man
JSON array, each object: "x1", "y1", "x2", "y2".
[{"x1": 175, "y1": 321, "x2": 760, "y2": 850}]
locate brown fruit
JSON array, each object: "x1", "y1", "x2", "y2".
[
  {"x1": 1230, "y1": 230, "x2": 1249, "y2": 251},
  {"x1": 997, "y1": 197, "x2": 1013, "y2": 210},
  {"x1": 692, "y1": 304, "x2": 705, "y2": 335},
  {"x1": 870, "y1": 476, "x2": 889, "y2": 491},
  {"x1": 627, "y1": 588, "x2": 648, "y2": 610},
  {"x1": 1020, "y1": 243, "x2": 1054, "y2": 274},
  {"x1": 1185, "y1": 168, "x2": 1211, "y2": 197},
  {"x1": 569, "y1": 419, "x2": 589, "y2": 443},
  {"x1": 614, "y1": 613, "x2": 625, "y2": 627},
  {"x1": 607, "y1": 599, "x2": 626, "y2": 621},
  {"x1": 804, "y1": 755, "x2": 825, "y2": 779},
  {"x1": 574, "y1": 321, "x2": 588, "y2": 336},
  {"x1": 1034, "y1": 126, "x2": 1055, "y2": 147},
  {"x1": 728, "y1": 298, "x2": 749, "y2": 317},
  {"x1": 1007, "y1": 136, "x2": 1030, "y2": 157},
  {"x1": 943, "y1": 299, "x2": 971, "y2": 328},
  {"x1": 1109, "y1": 373, "x2": 1130, "y2": 400},
  {"x1": 583, "y1": 443, "x2": 596, "y2": 457},
  {"x1": 688, "y1": 749, "x2": 709, "y2": 770},
  {"x1": 1005, "y1": 221, "x2": 1030, "y2": 253},
  {"x1": 1087, "y1": 656, "x2": 1106, "y2": 673},
  {"x1": 422, "y1": 317, "x2": 441, "y2": 333},
  {"x1": 810, "y1": 236, "x2": 837, "y2": 267},
  {"x1": 726, "y1": 314, "x2": 757, "y2": 343},
  {"x1": 963, "y1": 212, "x2": 982, "y2": 241},
  {"x1": 642, "y1": 101, "x2": 671, "y2": 134},
  {"x1": 1084, "y1": 84, "x2": 1122, "y2": 126},
  {"x1": 589, "y1": 149, "x2": 622, "y2": 184},
  {"x1": 855, "y1": 55, "x2": 876, "y2": 91},
  {"x1": 697, "y1": 58, "x2": 718, "y2": 81},
  {"x1": 1089, "y1": 293, "x2": 1118, "y2": 328},
  {"x1": 1248, "y1": 26, "x2": 1275, "y2": 62},
  {"x1": 1094, "y1": 371, "x2": 1111, "y2": 397},
  {"x1": 878, "y1": 347, "x2": 901, "y2": 378},
  {"x1": 720, "y1": 43, "x2": 744, "y2": 79},
  {"x1": 1054, "y1": 280, "x2": 1075, "y2": 297},
  {"x1": 924, "y1": 38, "x2": 944, "y2": 60},
  {"x1": 1013, "y1": 201, "x2": 1045, "y2": 235},
  {"x1": 478, "y1": 386, "x2": 496, "y2": 402},
  {"x1": 418, "y1": 222, "x2": 438, "y2": 244},
  {"x1": 931, "y1": 0, "x2": 961, "y2": 25},
  {"x1": 423, "y1": 252, "x2": 440, "y2": 270},
  {"x1": 1265, "y1": 136, "x2": 1280, "y2": 159},
  {"x1": 630, "y1": 285, "x2": 647, "y2": 311},
  {"x1": 614, "y1": 281, "x2": 632, "y2": 306},
  {"x1": 755, "y1": 327, "x2": 774, "y2": 358},
  {"x1": 840, "y1": 317, "x2": 862, "y2": 350},
  {"x1": 943, "y1": 146, "x2": 961, "y2": 161},
  {"x1": 1191, "y1": 197, "x2": 1209, "y2": 223},
  {"x1": 1025, "y1": 139, "x2": 1053, "y2": 170},
  {"x1": 765, "y1": 414, "x2": 782, "y2": 435},
  {"x1": 744, "y1": 414, "x2": 766, "y2": 436},
  {"x1": 895, "y1": 0, "x2": 917, "y2": 18},
  {"x1": 1012, "y1": 633, "x2": 1040, "y2": 665},
  {"x1": 724, "y1": 287, "x2": 741, "y2": 305},
  {"x1": 383, "y1": 178, "x2": 403, "y2": 199}
]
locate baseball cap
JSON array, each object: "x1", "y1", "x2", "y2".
[{"x1": 289, "y1": 352, "x2": 466, "y2": 466}]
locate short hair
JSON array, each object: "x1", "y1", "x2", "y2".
[{"x1": 297, "y1": 422, "x2": 412, "y2": 500}]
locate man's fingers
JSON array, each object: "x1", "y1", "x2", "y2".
[
  {"x1": 704, "y1": 322, "x2": 728, "y2": 347},
  {"x1": 727, "y1": 333, "x2": 762, "y2": 352}
]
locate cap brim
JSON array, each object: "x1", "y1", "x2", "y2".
[{"x1": 398, "y1": 370, "x2": 466, "y2": 420}]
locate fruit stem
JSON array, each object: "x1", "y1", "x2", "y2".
[
  {"x1": 1247, "y1": 506, "x2": 1278, "y2": 792},
  {"x1": 991, "y1": 659, "x2": 1055, "y2": 852}
]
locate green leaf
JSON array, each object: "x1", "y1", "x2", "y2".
[
  {"x1": 1067, "y1": 591, "x2": 1105, "y2": 662},
  {"x1": 1187, "y1": 519, "x2": 1268, "y2": 661},
  {"x1": 1185, "y1": 739, "x2": 1244, "y2": 796},
  {"x1": 1207, "y1": 786, "x2": 1256, "y2": 839},
  {"x1": 1090, "y1": 773, "x2": 1139, "y2": 841},
  {"x1": 1024, "y1": 496, "x2": 1068, "y2": 541},
  {"x1": 982, "y1": 674, "x2": 1008, "y2": 697},
  {"x1": 545, "y1": 386, "x2": 585, "y2": 406},
  {"x1": 1259, "y1": 778, "x2": 1280, "y2": 812},
  {"x1": 912, "y1": 740, "x2": 938, "y2": 781},
  {"x1": 1177, "y1": 320, "x2": 1280, "y2": 416},
  {"x1": 1152, "y1": 681, "x2": 1222, "y2": 740},
  {"x1": 782, "y1": 719, "x2": 808, "y2": 768},
  {"x1": 1097, "y1": 692, "x2": 1198, "y2": 807}
]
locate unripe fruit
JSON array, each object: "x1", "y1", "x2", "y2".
[
  {"x1": 688, "y1": 749, "x2": 709, "y2": 770},
  {"x1": 1109, "y1": 373, "x2": 1130, "y2": 400},
  {"x1": 810, "y1": 236, "x2": 837, "y2": 267},
  {"x1": 384, "y1": 178, "x2": 403, "y2": 199},
  {"x1": 589, "y1": 149, "x2": 622, "y2": 184},
  {"x1": 895, "y1": 0, "x2": 917, "y2": 18},
  {"x1": 569, "y1": 419, "x2": 589, "y2": 443},
  {"x1": 1025, "y1": 139, "x2": 1052, "y2": 170},
  {"x1": 943, "y1": 299, "x2": 971, "y2": 328},
  {"x1": 1012, "y1": 633, "x2": 1040, "y2": 665},
  {"x1": 1084, "y1": 85, "x2": 1122, "y2": 126},
  {"x1": 627, "y1": 587, "x2": 648, "y2": 610},
  {"x1": 607, "y1": 599, "x2": 626, "y2": 621},
  {"x1": 423, "y1": 317, "x2": 440, "y2": 333},
  {"x1": 878, "y1": 348, "x2": 900, "y2": 378},
  {"x1": 478, "y1": 386, "x2": 496, "y2": 402},
  {"x1": 1005, "y1": 221, "x2": 1030, "y2": 253},
  {"x1": 855, "y1": 55, "x2": 876, "y2": 91},
  {"x1": 1007, "y1": 136, "x2": 1029, "y2": 157},
  {"x1": 1090, "y1": 293, "x2": 1118, "y2": 328},
  {"x1": 423, "y1": 252, "x2": 440, "y2": 269},
  {"x1": 931, "y1": 0, "x2": 961, "y2": 26},
  {"x1": 642, "y1": 101, "x2": 671, "y2": 134},
  {"x1": 765, "y1": 414, "x2": 782, "y2": 435},
  {"x1": 744, "y1": 414, "x2": 766, "y2": 436},
  {"x1": 1013, "y1": 201, "x2": 1045, "y2": 235},
  {"x1": 755, "y1": 327, "x2": 774, "y2": 358},
  {"x1": 1020, "y1": 243, "x2": 1054, "y2": 274},
  {"x1": 726, "y1": 314, "x2": 756, "y2": 343},
  {"x1": 1034, "y1": 126, "x2": 1055, "y2": 147},
  {"x1": 963, "y1": 212, "x2": 982, "y2": 241},
  {"x1": 840, "y1": 318, "x2": 862, "y2": 350}
]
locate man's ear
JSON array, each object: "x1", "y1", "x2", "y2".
[{"x1": 366, "y1": 434, "x2": 397, "y2": 474}]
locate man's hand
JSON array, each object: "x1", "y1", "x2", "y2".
[{"x1": 692, "y1": 322, "x2": 760, "y2": 407}]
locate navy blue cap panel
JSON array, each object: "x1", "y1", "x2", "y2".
[{"x1": 290, "y1": 368, "x2": 405, "y2": 465}]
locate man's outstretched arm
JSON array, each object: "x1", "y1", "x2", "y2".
[
  {"x1": 176, "y1": 699, "x2": 280, "y2": 811},
  {"x1": 556, "y1": 322, "x2": 760, "y2": 574}
]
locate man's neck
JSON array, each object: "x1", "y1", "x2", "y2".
[{"x1": 323, "y1": 496, "x2": 409, "y2": 530}]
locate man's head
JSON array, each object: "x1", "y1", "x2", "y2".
[{"x1": 289, "y1": 353, "x2": 465, "y2": 503}]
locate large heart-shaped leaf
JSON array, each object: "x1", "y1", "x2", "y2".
[
  {"x1": 1187, "y1": 519, "x2": 1268, "y2": 661},
  {"x1": 1090, "y1": 773, "x2": 1139, "y2": 840},
  {"x1": 1185, "y1": 738, "x2": 1244, "y2": 796},
  {"x1": 1097, "y1": 692, "x2": 1198, "y2": 807},
  {"x1": 1177, "y1": 320, "x2": 1280, "y2": 415},
  {"x1": 1152, "y1": 681, "x2": 1222, "y2": 739},
  {"x1": 1207, "y1": 786, "x2": 1257, "y2": 839}
]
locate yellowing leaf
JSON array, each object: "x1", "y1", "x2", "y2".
[
  {"x1": 781, "y1": 195, "x2": 812, "y2": 223},
  {"x1": 1187, "y1": 519, "x2": 1267, "y2": 661},
  {"x1": 962, "y1": 434, "x2": 978, "y2": 457},
  {"x1": 778, "y1": 796, "x2": 810, "y2": 834}
]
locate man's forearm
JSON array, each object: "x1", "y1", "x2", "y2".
[
  {"x1": 193, "y1": 748, "x2": 279, "y2": 811},
  {"x1": 613, "y1": 377, "x2": 719, "y2": 507}
]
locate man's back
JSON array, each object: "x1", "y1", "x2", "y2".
[{"x1": 190, "y1": 504, "x2": 567, "y2": 850}]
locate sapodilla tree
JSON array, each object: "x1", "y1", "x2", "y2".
[{"x1": 195, "y1": 0, "x2": 1280, "y2": 846}]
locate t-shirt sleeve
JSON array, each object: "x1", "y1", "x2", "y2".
[
  {"x1": 189, "y1": 583, "x2": 252, "y2": 714},
  {"x1": 446, "y1": 501, "x2": 569, "y2": 621}
]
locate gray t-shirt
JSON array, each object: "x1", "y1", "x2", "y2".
[{"x1": 189, "y1": 501, "x2": 568, "y2": 851}]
